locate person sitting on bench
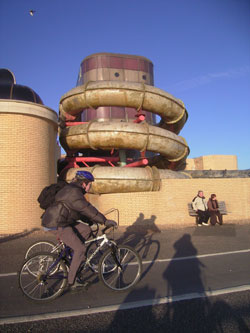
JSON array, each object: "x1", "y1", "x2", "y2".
[
  {"x1": 207, "y1": 193, "x2": 223, "y2": 226},
  {"x1": 192, "y1": 190, "x2": 210, "y2": 226}
]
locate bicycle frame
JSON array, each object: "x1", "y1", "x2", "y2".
[
  {"x1": 81, "y1": 233, "x2": 117, "y2": 272},
  {"x1": 42, "y1": 231, "x2": 117, "y2": 281},
  {"x1": 51, "y1": 241, "x2": 64, "y2": 253},
  {"x1": 40, "y1": 246, "x2": 72, "y2": 282}
]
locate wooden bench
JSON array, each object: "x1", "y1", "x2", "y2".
[{"x1": 188, "y1": 201, "x2": 228, "y2": 225}]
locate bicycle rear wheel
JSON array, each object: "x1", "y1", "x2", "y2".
[
  {"x1": 98, "y1": 245, "x2": 142, "y2": 291},
  {"x1": 19, "y1": 252, "x2": 68, "y2": 302},
  {"x1": 25, "y1": 241, "x2": 58, "y2": 259}
]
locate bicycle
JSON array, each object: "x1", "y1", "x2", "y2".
[
  {"x1": 25, "y1": 222, "x2": 116, "y2": 275},
  {"x1": 24, "y1": 208, "x2": 118, "y2": 260},
  {"x1": 18, "y1": 224, "x2": 142, "y2": 302}
]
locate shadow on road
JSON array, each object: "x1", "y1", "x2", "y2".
[
  {"x1": 163, "y1": 233, "x2": 209, "y2": 331},
  {"x1": 106, "y1": 233, "x2": 249, "y2": 332},
  {"x1": 0, "y1": 228, "x2": 40, "y2": 244},
  {"x1": 1, "y1": 232, "x2": 250, "y2": 332},
  {"x1": 116, "y1": 212, "x2": 161, "y2": 280},
  {"x1": 193, "y1": 224, "x2": 237, "y2": 237}
]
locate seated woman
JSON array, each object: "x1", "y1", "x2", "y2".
[{"x1": 207, "y1": 194, "x2": 223, "y2": 226}]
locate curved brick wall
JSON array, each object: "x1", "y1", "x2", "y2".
[{"x1": 0, "y1": 100, "x2": 59, "y2": 234}]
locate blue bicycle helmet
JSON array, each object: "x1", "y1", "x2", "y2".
[{"x1": 75, "y1": 170, "x2": 94, "y2": 182}]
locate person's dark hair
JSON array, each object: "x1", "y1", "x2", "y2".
[{"x1": 211, "y1": 194, "x2": 216, "y2": 199}]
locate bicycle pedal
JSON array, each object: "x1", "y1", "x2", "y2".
[{"x1": 68, "y1": 281, "x2": 90, "y2": 294}]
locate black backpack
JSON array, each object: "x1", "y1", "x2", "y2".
[{"x1": 37, "y1": 181, "x2": 67, "y2": 210}]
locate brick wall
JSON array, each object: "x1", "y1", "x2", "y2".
[
  {"x1": 87, "y1": 178, "x2": 250, "y2": 228},
  {"x1": 1, "y1": 163, "x2": 249, "y2": 234},
  {"x1": 0, "y1": 101, "x2": 58, "y2": 234}
]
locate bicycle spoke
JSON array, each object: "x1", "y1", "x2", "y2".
[
  {"x1": 19, "y1": 252, "x2": 68, "y2": 301},
  {"x1": 23, "y1": 279, "x2": 40, "y2": 292},
  {"x1": 99, "y1": 245, "x2": 142, "y2": 291},
  {"x1": 105, "y1": 266, "x2": 120, "y2": 288},
  {"x1": 119, "y1": 248, "x2": 130, "y2": 264}
]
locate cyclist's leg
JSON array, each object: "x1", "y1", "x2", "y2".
[
  {"x1": 57, "y1": 224, "x2": 89, "y2": 284},
  {"x1": 72, "y1": 222, "x2": 92, "y2": 243}
]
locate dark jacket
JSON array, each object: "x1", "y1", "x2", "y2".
[
  {"x1": 42, "y1": 182, "x2": 106, "y2": 228},
  {"x1": 207, "y1": 198, "x2": 219, "y2": 212}
]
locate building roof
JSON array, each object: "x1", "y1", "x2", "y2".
[{"x1": 0, "y1": 68, "x2": 43, "y2": 105}]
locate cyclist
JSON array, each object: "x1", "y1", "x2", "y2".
[{"x1": 43, "y1": 170, "x2": 117, "y2": 292}]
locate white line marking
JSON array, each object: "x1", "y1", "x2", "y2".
[
  {"x1": 0, "y1": 272, "x2": 17, "y2": 277},
  {"x1": 1, "y1": 248, "x2": 250, "y2": 278},
  {"x1": 143, "y1": 248, "x2": 250, "y2": 265},
  {"x1": 1, "y1": 284, "x2": 250, "y2": 325}
]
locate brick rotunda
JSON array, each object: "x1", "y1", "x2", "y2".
[{"x1": 0, "y1": 69, "x2": 60, "y2": 234}]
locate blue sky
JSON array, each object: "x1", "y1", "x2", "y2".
[{"x1": 1, "y1": 0, "x2": 249, "y2": 169}]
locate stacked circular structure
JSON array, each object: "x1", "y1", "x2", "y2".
[
  {"x1": 0, "y1": 69, "x2": 59, "y2": 233},
  {"x1": 59, "y1": 53, "x2": 190, "y2": 194}
]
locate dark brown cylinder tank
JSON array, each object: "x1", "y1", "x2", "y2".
[{"x1": 76, "y1": 53, "x2": 157, "y2": 125}]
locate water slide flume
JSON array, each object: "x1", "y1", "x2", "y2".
[
  {"x1": 60, "y1": 121, "x2": 189, "y2": 162},
  {"x1": 59, "y1": 81, "x2": 188, "y2": 134},
  {"x1": 64, "y1": 166, "x2": 191, "y2": 194},
  {"x1": 59, "y1": 81, "x2": 190, "y2": 193}
]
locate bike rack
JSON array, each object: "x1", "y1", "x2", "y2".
[{"x1": 104, "y1": 208, "x2": 120, "y2": 227}]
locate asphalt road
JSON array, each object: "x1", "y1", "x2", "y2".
[{"x1": 0, "y1": 223, "x2": 250, "y2": 332}]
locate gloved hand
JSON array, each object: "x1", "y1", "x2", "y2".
[{"x1": 105, "y1": 219, "x2": 117, "y2": 228}]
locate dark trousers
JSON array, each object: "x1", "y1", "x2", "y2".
[
  {"x1": 57, "y1": 222, "x2": 91, "y2": 284},
  {"x1": 197, "y1": 210, "x2": 210, "y2": 224},
  {"x1": 209, "y1": 211, "x2": 223, "y2": 225}
]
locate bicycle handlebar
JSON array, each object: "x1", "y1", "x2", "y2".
[
  {"x1": 101, "y1": 224, "x2": 118, "y2": 235},
  {"x1": 87, "y1": 221, "x2": 117, "y2": 236}
]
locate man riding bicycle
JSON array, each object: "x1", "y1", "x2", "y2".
[{"x1": 42, "y1": 170, "x2": 117, "y2": 292}]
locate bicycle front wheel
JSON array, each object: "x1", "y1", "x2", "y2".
[
  {"x1": 25, "y1": 241, "x2": 58, "y2": 259},
  {"x1": 19, "y1": 252, "x2": 68, "y2": 302},
  {"x1": 98, "y1": 245, "x2": 142, "y2": 291}
]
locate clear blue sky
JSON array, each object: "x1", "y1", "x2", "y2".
[{"x1": 1, "y1": 0, "x2": 249, "y2": 169}]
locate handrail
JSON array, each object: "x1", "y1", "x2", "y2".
[{"x1": 104, "y1": 208, "x2": 120, "y2": 227}]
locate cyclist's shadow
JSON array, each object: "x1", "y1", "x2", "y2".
[
  {"x1": 116, "y1": 213, "x2": 161, "y2": 279},
  {"x1": 106, "y1": 286, "x2": 163, "y2": 332},
  {"x1": 162, "y1": 234, "x2": 250, "y2": 332},
  {"x1": 163, "y1": 234, "x2": 209, "y2": 332}
]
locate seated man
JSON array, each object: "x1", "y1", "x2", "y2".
[{"x1": 192, "y1": 190, "x2": 210, "y2": 226}]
